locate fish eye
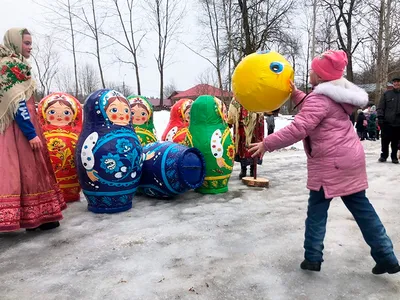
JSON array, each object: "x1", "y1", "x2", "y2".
[
  {"x1": 270, "y1": 62, "x2": 284, "y2": 74},
  {"x1": 257, "y1": 50, "x2": 270, "y2": 54}
]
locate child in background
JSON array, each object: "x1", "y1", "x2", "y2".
[
  {"x1": 356, "y1": 110, "x2": 367, "y2": 140},
  {"x1": 249, "y1": 50, "x2": 400, "y2": 275},
  {"x1": 367, "y1": 105, "x2": 377, "y2": 140}
]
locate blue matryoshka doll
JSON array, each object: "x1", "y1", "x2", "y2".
[{"x1": 76, "y1": 89, "x2": 144, "y2": 213}]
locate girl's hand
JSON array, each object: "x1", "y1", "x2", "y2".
[
  {"x1": 249, "y1": 142, "x2": 266, "y2": 158},
  {"x1": 289, "y1": 80, "x2": 297, "y2": 96},
  {"x1": 29, "y1": 136, "x2": 42, "y2": 150}
]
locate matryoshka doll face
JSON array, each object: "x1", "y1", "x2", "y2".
[
  {"x1": 131, "y1": 104, "x2": 149, "y2": 125},
  {"x1": 45, "y1": 100, "x2": 74, "y2": 127},
  {"x1": 215, "y1": 97, "x2": 227, "y2": 122},
  {"x1": 183, "y1": 105, "x2": 192, "y2": 123},
  {"x1": 105, "y1": 97, "x2": 131, "y2": 126}
]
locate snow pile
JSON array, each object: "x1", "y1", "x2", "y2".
[{"x1": 1, "y1": 140, "x2": 399, "y2": 300}]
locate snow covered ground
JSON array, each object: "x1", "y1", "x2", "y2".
[{"x1": 1, "y1": 113, "x2": 400, "y2": 300}]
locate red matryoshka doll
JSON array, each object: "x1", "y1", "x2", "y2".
[
  {"x1": 161, "y1": 98, "x2": 193, "y2": 144},
  {"x1": 38, "y1": 92, "x2": 83, "y2": 202}
]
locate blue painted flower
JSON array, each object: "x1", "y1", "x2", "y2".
[
  {"x1": 116, "y1": 138, "x2": 133, "y2": 154},
  {"x1": 100, "y1": 153, "x2": 123, "y2": 174}
]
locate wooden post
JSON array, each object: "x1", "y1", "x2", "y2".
[{"x1": 242, "y1": 114, "x2": 269, "y2": 188}]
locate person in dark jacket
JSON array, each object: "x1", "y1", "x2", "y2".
[
  {"x1": 356, "y1": 111, "x2": 367, "y2": 140},
  {"x1": 367, "y1": 106, "x2": 377, "y2": 141},
  {"x1": 377, "y1": 77, "x2": 400, "y2": 164}
]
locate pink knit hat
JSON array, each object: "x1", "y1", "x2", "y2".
[{"x1": 311, "y1": 50, "x2": 348, "y2": 81}]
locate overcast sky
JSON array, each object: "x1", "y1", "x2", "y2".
[{"x1": 1, "y1": 0, "x2": 214, "y2": 97}]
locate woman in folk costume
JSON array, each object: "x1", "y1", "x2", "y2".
[
  {"x1": 227, "y1": 99, "x2": 265, "y2": 179},
  {"x1": 0, "y1": 28, "x2": 66, "y2": 232},
  {"x1": 161, "y1": 98, "x2": 193, "y2": 143}
]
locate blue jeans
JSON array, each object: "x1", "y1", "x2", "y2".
[{"x1": 304, "y1": 188, "x2": 398, "y2": 266}]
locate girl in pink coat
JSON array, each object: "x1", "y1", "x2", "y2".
[{"x1": 250, "y1": 50, "x2": 399, "y2": 275}]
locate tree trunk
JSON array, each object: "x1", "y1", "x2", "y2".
[
  {"x1": 128, "y1": 0, "x2": 142, "y2": 95},
  {"x1": 133, "y1": 51, "x2": 141, "y2": 95},
  {"x1": 382, "y1": 0, "x2": 392, "y2": 97},
  {"x1": 238, "y1": 0, "x2": 252, "y2": 55},
  {"x1": 68, "y1": 0, "x2": 79, "y2": 98},
  {"x1": 375, "y1": 0, "x2": 385, "y2": 104},
  {"x1": 311, "y1": 0, "x2": 317, "y2": 58},
  {"x1": 91, "y1": 0, "x2": 105, "y2": 88},
  {"x1": 160, "y1": 69, "x2": 164, "y2": 107},
  {"x1": 346, "y1": 51, "x2": 354, "y2": 82}
]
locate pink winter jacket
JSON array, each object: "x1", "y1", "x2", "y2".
[{"x1": 263, "y1": 78, "x2": 369, "y2": 198}]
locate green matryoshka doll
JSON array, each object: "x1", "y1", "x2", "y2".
[
  {"x1": 185, "y1": 95, "x2": 234, "y2": 194},
  {"x1": 127, "y1": 95, "x2": 158, "y2": 146}
]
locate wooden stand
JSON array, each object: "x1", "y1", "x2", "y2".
[
  {"x1": 242, "y1": 116, "x2": 269, "y2": 188},
  {"x1": 242, "y1": 176, "x2": 269, "y2": 188}
]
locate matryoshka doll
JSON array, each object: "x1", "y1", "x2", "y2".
[
  {"x1": 75, "y1": 89, "x2": 144, "y2": 213},
  {"x1": 38, "y1": 92, "x2": 82, "y2": 202},
  {"x1": 139, "y1": 141, "x2": 206, "y2": 198},
  {"x1": 161, "y1": 98, "x2": 193, "y2": 144},
  {"x1": 127, "y1": 95, "x2": 157, "y2": 146},
  {"x1": 184, "y1": 95, "x2": 234, "y2": 194}
]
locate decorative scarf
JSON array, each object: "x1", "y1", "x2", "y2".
[
  {"x1": 0, "y1": 28, "x2": 35, "y2": 134},
  {"x1": 227, "y1": 99, "x2": 262, "y2": 149}
]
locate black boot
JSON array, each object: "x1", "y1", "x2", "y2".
[
  {"x1": 372, "y1": 263, "x2": 400, "y2": 275},
  {"x1": 300, "y1": 259, "x2": 321, "y2": 272},
  {"x1": 26, "y1": 221, "x2": 60, "y2": 232},
  {"x1": 239, "y1": 167, "x2": 247, "y2": 179}
]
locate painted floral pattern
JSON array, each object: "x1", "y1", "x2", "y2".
[
  {"x1": 0, "y1": 61, "x2": 31, "y2": 96},
  {"x1": 116, "y1": 138, "x2": 133, "y2": 154},
  {"x1": 100, "y1": 153, "x2": 123, "y2": 174}
]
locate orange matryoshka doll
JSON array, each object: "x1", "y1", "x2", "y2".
[
  {"x1": 38, "y1": 92, "x2": 83, "y2": 202},
  {"x1": 161, "y1": 98, "x2": 193, "y2": 144}
]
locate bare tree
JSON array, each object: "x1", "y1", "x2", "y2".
[
  {"x1": 106, "y1": 81, "x2": 134, "y2": 96},
  {"x1": 237, "y1": 0, "x2": 296, "y2": 56},
  {"x1": 55, "y1": 67, "x2": 76, "y2": 94},
  {"x1": 31, "y1": 35, "x2": 60, "y2": 98},
  {"x1": 315, "y1": 9, "x2": 336, "y2": 52},
  {"x1": 372, "y1": 0, "x2": 398, "y2": 102},
  {"x1": 102, "y1": 0, "x2": 146, "y2": 95},
  {"x1": 322, "y1": 0, "x2": 368, "y2": 82},
  {"x1": 220, "y1": 0, "x2": 235, "y2": 91},
  {"x1": 33, "y1": 0, "x2": 81, "y2": 98},
  {"x1": 163, "y1": 81, "x2": 177, "y2": 99},
  {"x1": 78, "y1": 63, "x2": 100, "y2": 98},
  {"x1": 147, "y1": 0, "x2": 185, "y2": 106},
  {"x1": 196, "y1": 68, "x2": 218, "y2": 88},
  {"x1": 74, "y1": 0, "x2": 107, "y2": 88},
  {"x1": 192, "y1": 0, "x2": 225, "y2": 90}
]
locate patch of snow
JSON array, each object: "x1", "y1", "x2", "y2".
[{"x1": 1, "y1": 140, "x2": 399, "y2": 300}]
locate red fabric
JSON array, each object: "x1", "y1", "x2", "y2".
[
  {"x1": 0, "y1": 96, "x2": 66, "y2": 232},
  {"x1": 37, "y1": 93, "x2": 82, "y2": 202},
  {"x1": 234, "y1": 108, "x2": 265, "y2": 160},
  {"x1": 161, "y1": 98, "x2": 192, "y2": 143}
]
